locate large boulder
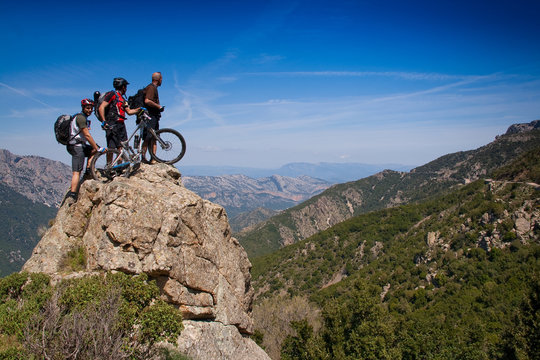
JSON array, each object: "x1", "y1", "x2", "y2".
[{"x1": 23, "y1": 163, "x2": 269, "y2": 359}]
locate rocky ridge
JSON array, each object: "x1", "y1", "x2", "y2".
[
  {"x1": 22, "y1": 164, "x2": 269, "y2": 360},
  {"x1": 0, "y1": 149, "x2": 71, "y2": 207},
  {"x1": 182, "y1": 174, "x2": 330, "y2": 218},
  {"x1": 504, "y1": 119, "x2": 540, "y2": 135},
  {"x1": 237, "y1": 121, "x2": 540, "y2": 257}
]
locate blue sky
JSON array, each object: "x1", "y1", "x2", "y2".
[{"x1": 1, "y1": 0, "x2": 539, "y2": 169}]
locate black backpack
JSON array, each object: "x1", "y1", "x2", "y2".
[
  {"x1": 128, "y1": 88, "x2": 146, "y2": 109},
  {"x1": 54, "y1": 114, "x2": 80, "y2": 145},
  {"x1": 96, "y1": 90, "x2": 128, "y2": 123},
  {"x1": 95, "y1": 91, "x2": 111, "y2": 122}
]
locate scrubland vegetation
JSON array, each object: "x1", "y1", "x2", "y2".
[
  {"x1": 252, "y1": 148, "x2": 540, "y2": 359},
  {"x1": 0, "y1": 272, "x2": 188, "y2": 359}
]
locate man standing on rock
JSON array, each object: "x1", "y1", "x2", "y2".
[
  {"x1": 99, "y1": 77, "x2": 140, "y2": 164},
  {"x1": 66, "y1": 99, "x2": 104, "y2": 202},
  {"x1": 142, "y1": 72, "x2": 164, "y2": 163}
]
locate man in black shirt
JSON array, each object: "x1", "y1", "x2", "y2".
[{"x1": 142, "y1": 72, "x2": 164, "y2": 162}]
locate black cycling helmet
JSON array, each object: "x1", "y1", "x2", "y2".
[{"x1": 113, "y1": 77, "x2": 129, "y2": 90}]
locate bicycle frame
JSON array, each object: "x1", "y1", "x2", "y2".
[
  {"x1": 91, "y1": 109, "x2": 186, "y2": 182},
  {"x1": 107, "y1": 112, "x2": 160, "y2": 169}
]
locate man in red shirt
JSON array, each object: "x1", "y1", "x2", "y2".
[{"x1": 98, "y1": 77, "x2": 140, "y2": 163}]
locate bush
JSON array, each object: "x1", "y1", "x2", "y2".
[
  {"x1": 140, "y1": 300, "x2": 184, "y2": 344},
  {"x1": 0, "y1": 272, "x2": 184, "y2": 359},
  {"x1": 0, "y1": 272, "x2": 51, "y2": 338},
  {"x1": 503, "y1": 231, "x2": 518, "y2": 242},
  {"x1": 59, "y1": 245, "x2": 87, "y2": 272}
]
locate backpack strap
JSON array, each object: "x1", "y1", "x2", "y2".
[{"x1": 107, "y1": 90, "x2": 127, "y2": 122}]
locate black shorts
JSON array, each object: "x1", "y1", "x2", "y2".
[
  {"x1": 67, "y1": 144, "x2": 93, "y2": 172},
  {"x1": 105, "y1": 121, "x2": 128, "y2": 149},
  {"x1": 142, "y1": 113, "x2": 160, "y2": 142}
]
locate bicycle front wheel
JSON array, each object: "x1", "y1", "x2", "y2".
[
  {"x1": 149, "y1": 128, "x2": 186, "y2": 164},
  {"x1": 90, "y1": 149, "x2": 124, "y2": 182}
]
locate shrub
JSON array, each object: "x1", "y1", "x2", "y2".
[
  {"x1": 59, "y1": 245, "x2": 87, "y2": 272},
  {"x1": 0, "y1": 272, "x2": 51, "y2": 338},
  {"x1": 139, "y1": 300, "x2": 184, "y2": 344},
  {"x1": 503, "y1": 231, "x2": 518, "y2": 242},
  {"x1": 0, "y1": 272, "x2": 184, "y2": 359}
]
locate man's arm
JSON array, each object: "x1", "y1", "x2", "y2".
[
  {"x1": 125, "y1": 105, "x2": 141, "y2": 116},
  {"x1": 80, "y1": 127, "x2": 99, "y2": 151},
  {"x1": 144, "y1": 97, "x2": 161, "y2": 110},
  {"x1": 99, "y1": 100, "x2": 109, "y2": 122},
  {"x1": 144, "y1": 86, "x2": 162, "y2": 110}
]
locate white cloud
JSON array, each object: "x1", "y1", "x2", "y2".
[
  {"x1": 174, "y1": 71, "x2": 540, "y2": 167},
  {"x1": 253, "y1": 53, "x2": 286, "y2": 64},
  {"x1": 0, "y1": 82, "x2": 55, "y2": 108},
  {"x1": 244, "y1": 70, "x2": 471, "y2": 81}
]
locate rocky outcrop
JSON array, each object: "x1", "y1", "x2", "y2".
[
  {"x1": 22, "y1": 163, "x2": 269, "y2": 359},
  {"x1": 505, "y1": 119, "x2": 540, "y2": 135},
  {"x1": 175, "y1": 321, "x2": 269, "y2": 360}
]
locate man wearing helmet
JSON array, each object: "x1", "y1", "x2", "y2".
[
  {"x1": 98, "y1": 77, "x2": 140, "y2": 162},
  {"x1": 66, "y1": 99, "x2": 104, "y2": 201}
]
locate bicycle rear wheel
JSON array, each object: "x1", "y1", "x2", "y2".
[
  {"x1": 90, "y1": 149, "x2": 126, "y2": 182},
  {"x1": 149, "y1": 128, "x2": 186, "y2": 164}
]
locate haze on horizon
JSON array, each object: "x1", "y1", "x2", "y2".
[{"x1": 1, "y1": 0, "x2": 539, "y2": 169}]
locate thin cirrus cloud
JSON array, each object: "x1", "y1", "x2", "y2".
[
  {"x1": 0, "y1": 82, "x2": 55, "y2": 109},
  {"x1": 243, "y1": 70, "x2": 470, "y2": 81}
]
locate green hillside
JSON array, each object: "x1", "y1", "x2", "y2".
[
  {"x1": 0, "y1": 183, "x2": 57, "y2": 276},
  {"x1": 237, "y1": 129, "x2": 540, "y2": 258},
  {"x1": 252, "y1": 149, "x2": 540, "y2": 359}
]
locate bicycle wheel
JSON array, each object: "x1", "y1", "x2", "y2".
[
  {"x1": 90, "y1": 149, "x2": 126, "y2": 182},
  {"x1": 149, "y1": 128, "x2": 186, "y2": 164}
]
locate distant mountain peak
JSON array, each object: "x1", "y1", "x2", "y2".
[{"x1": 504, "y1": 119, "x2": 540, "y2": 135}]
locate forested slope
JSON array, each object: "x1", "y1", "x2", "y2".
[
  {"x1": 0, "y1": 183, "x2": 56, "y2": 276},
  {"x1": 251, "y1": 148, "x2": 540, "y2": 359}
]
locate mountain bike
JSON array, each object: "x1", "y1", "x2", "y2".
[{"x1": 89, "y1": 108, "x2": 186, "y2": 182}]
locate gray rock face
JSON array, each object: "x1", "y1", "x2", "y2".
[
  {"x1": 175, "y1": 321, "x2": 270, "y2": 360},
  {"x1": 505, "y1": 120, "x2": 540, "y2": 135},
  {"x1": 0, "y1": 149, "x2": 71, "y2": 207},
  {"x1": 22, "y1": 163, "x2": 269, "y2": 359}
]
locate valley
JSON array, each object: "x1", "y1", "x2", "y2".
[{"x1": 0, "y1": 121, "x2": 538, "y2": 359}]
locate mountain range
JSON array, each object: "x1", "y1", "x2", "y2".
[
  {"x1": 236, "y1": 120, "x2": 540, "y2": 258},
  {"x1": 182, "y1": 174, "x2": 330, "y2": 220},
  {"x1": 247, "y1": 121, "x2": 540, "y2": 358},
  {"x1": 180, "y1": 162, "x2": 413, "y2": 183},
  {"x1": 0, "y1": 149, "x2": 331, "y2": 231}
]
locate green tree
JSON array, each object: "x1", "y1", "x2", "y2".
[
  {"x1": 281, "y1": 320, "x2": 324, "y2": 360},
  {"x1": 319, "y1": 284, "x2": 398, "y2": 360}
]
